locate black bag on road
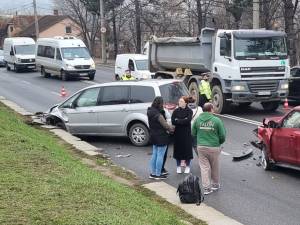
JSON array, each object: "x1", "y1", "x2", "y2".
[{"x1": 177, "y1": 174, "x2": 204, "y2": 205}]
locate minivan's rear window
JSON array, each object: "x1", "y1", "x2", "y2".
[
  {"x1": 159, "y1": 82, "x2": 189, "y2": 104},
  {"x1": 130, "y1": 86, "x2": 155, "y2": 103}
]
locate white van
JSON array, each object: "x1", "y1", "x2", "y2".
[
  {"x1": 115, "y1": 54, "x2": 153, "y2": 80},
  {"x1": 4, "y1": 37, "x2": 36, "y2": 72},
  {"x1": 36, "y1": 37, "x2": 96, "y2": 81}
]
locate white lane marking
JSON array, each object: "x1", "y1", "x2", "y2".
[
  {"x1": 218, "y1": 114, "x2": 262, "y2": 126},
  {"x1": 221, "y1": 151, "x2": 231, "y2": 156},
  {"x1": 21, "y1": 80, "x2": 31, "y2": 85},
  {"x1": 51, "y1": 91, "x2": 61, "y2": 96},
  {"x1": 82, "y1": 80, "x2": 97, "y2": 85}
]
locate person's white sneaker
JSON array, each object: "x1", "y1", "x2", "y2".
[
  {"x1": 176, "y1": 167, "x2": 182, "y2": 174},
  {"x1": 203, "y1": 188, "x2": 213, "y2": 195},
  {"x1": 184, "y1": 166, "x2": 190, "y2": 174},
  {"x1": 211, "y1": 184, "x2": 220, "y2": 191}
]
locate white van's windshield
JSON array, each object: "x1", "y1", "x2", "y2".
[
  {"x1": 14, "y1": 45, "x2": 35, "y2": 55},
  {"x1": 135, "y1": 60, "x2": 148, "y2": 70},
  {"x1": 61, "y1": 47, "x2": 91, "y2": 60}
]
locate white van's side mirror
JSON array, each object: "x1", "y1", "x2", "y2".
[{"x1": 10, "y1": 50, "x2": 14, "y2": 56}]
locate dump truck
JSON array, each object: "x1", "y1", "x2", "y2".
[{"x1": 148, "y1": 28, "x2": 290, "y2": 113}]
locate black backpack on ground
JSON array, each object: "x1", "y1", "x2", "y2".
[{"x1": 177, "y1": 174, "x2": 204, "y2": 205}]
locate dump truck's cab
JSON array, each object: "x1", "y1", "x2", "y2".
[
  {"x1": 212, "y1": 29, "x2": 289, "y2": 113},
  {"x1": 149, "y1": 28, "x2": 290, "y2": 113}
]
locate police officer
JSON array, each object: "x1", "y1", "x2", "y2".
[
  {"x1": 199, "y1": 74, "x2": 212, "y2": 107},
  {"x1": 121, "y1": 69, "x2": 136, "y2": 80}
]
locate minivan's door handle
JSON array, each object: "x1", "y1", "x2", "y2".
[
  {"x1": 122, "y1": 108, "x2": 128, "y2": 112},
  {"x1": 88, "y1": 110, "x2": 95, "y2": 113}
]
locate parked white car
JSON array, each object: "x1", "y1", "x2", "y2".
[
  {"x1": 36, "y1": 36, "x2": 96, "y2": 81},
  {"x1": 45, "y1": 79, "x2": 202, "y2": 146},
  {"x1": 115, "y1": 54, "x2": 153, "y2": 80},
  {"x1": 3, "y1": 37, "x2": 36, "y2": 72}
]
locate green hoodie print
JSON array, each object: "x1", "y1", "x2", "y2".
[{"x1": 192, "y1": 112, "x2": 226, "y2": 147}]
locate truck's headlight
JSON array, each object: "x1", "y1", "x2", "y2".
[
  {"x1": 280, "y1": 83, "x2": 289, "y2": 90},
  {"x1": 231, "y1": 85, "x2": 246, "y2": 92},
  {"x1": 91, "y1": 63, "x2": 95, "y2": 69}
]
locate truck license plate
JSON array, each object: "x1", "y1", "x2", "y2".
[
  {"x1": 258, "y1": 91, "x2": 271, "y2": 96},
  {"x1": 27, "y1": 66, "x2": 35, "y2": 69}
]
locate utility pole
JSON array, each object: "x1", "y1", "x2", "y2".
[
  {"x1": 99, "y1": 0, "x2": 107, "y2": 64},
  {"x1": 33, "y1": 0, "x2": 39, "y2": 39},
  {"x1": 253, "y1": 0, "x2": 259, "y2": 29}
]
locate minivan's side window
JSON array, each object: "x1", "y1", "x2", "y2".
[
  {"x1": 56, "y1": 48, "x2": 62, "y2": 60},
  {"x1": 76, "y1": 88, "x2": 100, "y2": 107},
  {"x1": 45, "y1": 46, "x2": 55, "y2": 58},
  {"x1": 37, "y1": 45, "x2": 45, "y2": 57},
  {"x1": 130, "y1": 86, "x2": 155, "y2": 103},
  {"x1": 100, "y1": 86, "x2": 129, "y2": 105},
  {"x1": 128, "y1": 59, "x2": 135, "y2": 71}
]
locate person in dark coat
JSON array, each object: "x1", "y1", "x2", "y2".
[
  {"x1": 147, "y1": 96, "x2": 174, "y2": 180},
  {"x1": 171, "y1": 96, "x2": 193, "y2": 174}
]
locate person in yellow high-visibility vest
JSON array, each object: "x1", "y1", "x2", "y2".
[
  {"x1": 121, "y1": 69, "x2": 136, "y2": 80},
  {"x1": 199, "y1": 74, "x2": 212, "y2": 107}
]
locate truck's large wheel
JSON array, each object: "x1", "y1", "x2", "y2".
[
  {"x1": 188, "y1": 81, "x2": 199, "y2": 105},
  {"x1": 212, "y1": 85, "x2": 230, "y2": 114},
  {"x1": 261, "y1": 101, "x2": 280, "y2": 112}
]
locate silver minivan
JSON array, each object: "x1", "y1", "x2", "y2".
[{"x1": 45, "y1": 80, "x2": 202, "y2": 146}]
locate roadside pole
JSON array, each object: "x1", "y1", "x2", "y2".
[
  {"x1": 253, "y1": 0, "x2": 259, "y2": 29},
  {"x1": 99, "y1": 0, "x2": 107, "y2": 64},
  {"x1": 33, "y1": 0, "x2": 39, "y2": 39}
]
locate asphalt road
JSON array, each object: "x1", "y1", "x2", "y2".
[{"x1": 0, "y1": 66, "x2": 300, "y2": 225}]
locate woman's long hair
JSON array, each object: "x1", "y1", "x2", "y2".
[{"x1": 151, "y1": 96, "x2": 164, "y2": 110}]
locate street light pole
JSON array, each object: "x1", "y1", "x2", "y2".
[
  {"x1": 33, "y1": 0, "x2": 39, "y2": 39},
  {"x1": 99, "y1": 0, "x2": 107, "y2": 64},
  {"x1": 253, "y1": 0, "x2": 259, "y2": 29}
]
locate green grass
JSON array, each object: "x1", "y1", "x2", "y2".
[{"x1": 0, "y1": 105, "x2": 192, "y2": 225}]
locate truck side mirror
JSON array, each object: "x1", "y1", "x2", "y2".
[{"x1": 10, "y1": 50, "x2": 14, "y2": 56}]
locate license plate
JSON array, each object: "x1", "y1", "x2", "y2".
[
  {"x1": 258, "y1": 91, "x2": 271, "y2": 95},
  {"x1": 27, "y1": 66, "x2": 35, "y2": 69},
  {"x1": 80, "y1": 73, "x2": 88, "y2": 76}
]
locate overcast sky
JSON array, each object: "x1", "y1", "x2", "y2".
[{"x1": 0, "y1": 0, "x2": 54, "y2": 15}]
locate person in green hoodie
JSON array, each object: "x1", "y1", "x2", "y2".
[{"x1": 192, "y1": 102, "x2": 226, "y2": 195}]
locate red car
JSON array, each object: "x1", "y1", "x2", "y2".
[{"x1": 254, "y1": 106, "x2": 300, "y2": 170}]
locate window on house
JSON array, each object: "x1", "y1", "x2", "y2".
[
  {"x1": 65, "y1": 26, "x2": 72, "y2": 34},
  {"x1": 10, "y1": 26, "x2": 13, "y2": 32}
]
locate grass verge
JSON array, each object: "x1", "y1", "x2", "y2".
[{"x1": 0, "y1": 105, "x2": 206, "y2": 225}]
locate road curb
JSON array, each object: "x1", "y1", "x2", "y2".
[{"x1": 143, "y1": 182, "x2": 244, "y2": 225}]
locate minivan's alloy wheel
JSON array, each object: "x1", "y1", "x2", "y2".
[
  {"x1": 129, "y1": 123, "x2": 149, "y2": 147},
  {"x1": 41, "y1": 67, "x2": 50, "y2": 78}
]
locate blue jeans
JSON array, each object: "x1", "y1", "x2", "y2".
[{"x1": 150, "y1": 145, "x2": 167, "y2": 176}]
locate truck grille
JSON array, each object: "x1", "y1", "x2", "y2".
[
  {"x1": 21, "y1": 59, "x2": 35, "y2": 63},
  {"x1": 74, "y1": 65, "x2": 90, "y2": 69},
  {"x1": 248, "y1": 81, "x2": 279, "y2": 93}
]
